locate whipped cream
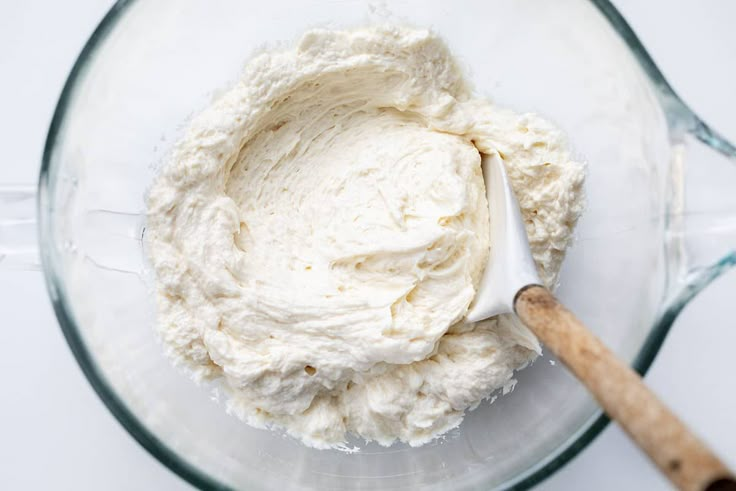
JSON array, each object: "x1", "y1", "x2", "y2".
[{"x1": 145, "y1": 26, "x2": 585, "y2": 448}]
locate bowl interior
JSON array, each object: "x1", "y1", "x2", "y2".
[{"x1": 43, "y1": 0, "x2": 671, "y2": 489}]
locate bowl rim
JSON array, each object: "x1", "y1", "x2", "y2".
[{"x1": 37, "y1": 1, "x2": 693, "y2": 489}]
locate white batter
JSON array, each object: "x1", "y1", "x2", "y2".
[{"x1": 146, "y1": 26, "x2": 585, "y2": 449}]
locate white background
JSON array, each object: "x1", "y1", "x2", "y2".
[{"x1": 1, "y1": 1, "x2": 734, "y2": 489}]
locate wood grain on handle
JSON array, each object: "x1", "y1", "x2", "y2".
[{"x1": 514, "y1": 285, "x2": 735, "y2": 491}]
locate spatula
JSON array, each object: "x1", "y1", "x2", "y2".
[{"x1": 466, "y1": 152, "x2": 735, "y2": 491}]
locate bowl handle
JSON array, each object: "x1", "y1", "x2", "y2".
[
  {"x1": 0, "y1": 184, "x2": 39, "y2": 271},
  {"x1": 665, "y1": 116, "x2": 736, "y2": 308}
]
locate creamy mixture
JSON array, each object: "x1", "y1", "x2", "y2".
[{"x1": 146, "y1": 26, "x2": 585, "y2": 449}]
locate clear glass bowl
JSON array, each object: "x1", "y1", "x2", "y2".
[{"x1": 9, "y1": 0, "x2": 733, "y2": 489}]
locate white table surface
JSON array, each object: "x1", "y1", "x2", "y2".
[{"x1": 1, "y1": 1, "x2": 734, "y2": 489}]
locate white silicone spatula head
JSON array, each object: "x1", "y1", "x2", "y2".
[{"x1": 465, "y1": 152, "x2": 540, "y2": 322}]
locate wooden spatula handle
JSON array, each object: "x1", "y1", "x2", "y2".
[{"x1": 514, "y1": 285, "x2": 735, "y2": 491}]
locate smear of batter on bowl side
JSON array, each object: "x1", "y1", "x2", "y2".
[{"x1": 145, "y1": 25, "x2": 585, "y2": 449}]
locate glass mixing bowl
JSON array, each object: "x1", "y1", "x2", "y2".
[{"x1": 2, "y1": 0, "x2": 735, "y2": 489}]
